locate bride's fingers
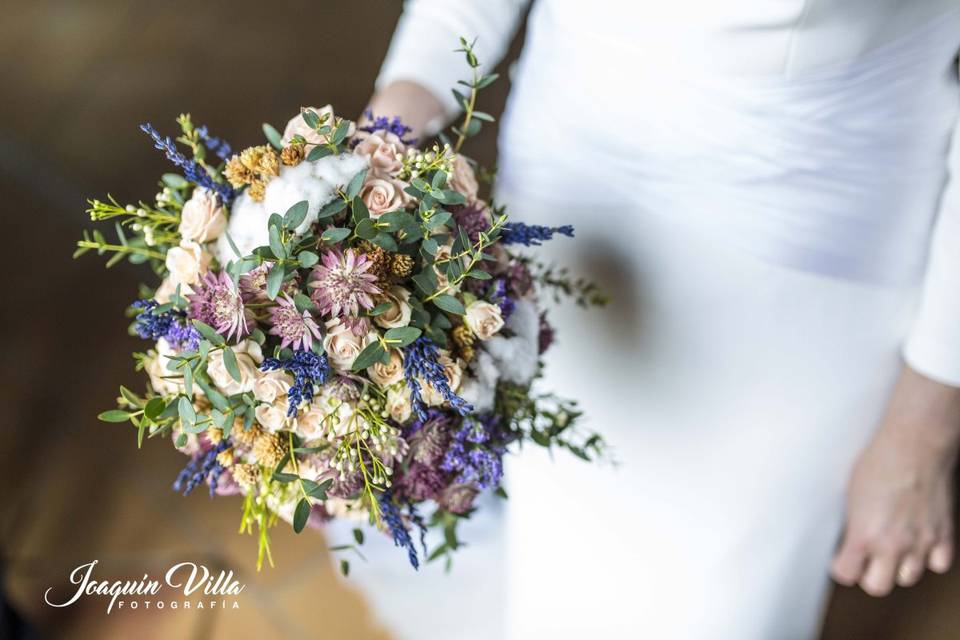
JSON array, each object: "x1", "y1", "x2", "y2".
[
  {"x1": 895, "y1": 554, "x2": 924, "y2": 587},
  {"x1": 928, "y1": 539, "x2": 954, "y2": 574},
  {"x1": 860, "y1": 554, "x2": 898, "y2": 597},
  {"x1": 831, "y1": 535, "x2": 868, "y2": 586}
]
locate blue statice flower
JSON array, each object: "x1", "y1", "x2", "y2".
[
  {"x1": 357, "y1": 110, "x2": 417, "y2": 146},
  {"x1": 196, "y1": 124, "x2": 234, "y2": 161},
  {"x1": 260, "y1": 350, "x2": 331, "y2": 417},
  {"x1": 440, "y1": 415, "x2": 504, "y2": 490},
  {"x1": 488, "y1": 278, "x2": 515, "y2": 320},
  {"x1": 173, "y1": 440, "x2": 230, "y2": 497},
  {"x1": 131, "y1": 299, "x2": 199, "y2": 351},
  {"x1": 378, "y1": 490, "x2": 419, "y2": 569},
  {"x1": 140, "y1": 123, "x2": 235, "y2": 203},
  {"x1": 402, "y1": 337, "x2": 473, "y2": 422},
  {"x1": 500, "y1": 222, "x2": 575, "y2": 247}
]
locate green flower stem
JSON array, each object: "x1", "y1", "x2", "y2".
[{"x1": 75, "y1": 240, "x2": 165, "y2": 260}]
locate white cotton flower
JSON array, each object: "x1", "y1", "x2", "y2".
[
  {"x1": 216, "y1": 152, "x2": 368, "y2": 260},
  {"x1": 484, "y1": 299, "x2": 540, "y2": 385},
  {"x1": 458, "y1": 350, "x2": 500, "y2": 413}
]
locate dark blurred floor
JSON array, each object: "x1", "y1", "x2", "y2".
[{"x1": 1, "y1": 1, "x2": 959, "y2": 638}]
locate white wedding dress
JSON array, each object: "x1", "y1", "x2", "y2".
[{"x1": 338, "y1": 2, "x2": 960, "y2": 638}]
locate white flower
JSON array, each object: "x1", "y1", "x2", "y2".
[
  {"x1": 178, "y1": 187, "x2": 227, "y2": 243},
  {"x1": 253, "y1": 369, "x2": 293, "y2": 404},
  {"x1": 145, "y1": 338, "x2": 185, "y2": 395},
  {"x1": 485, "y1": 299, "x2": 540, "y2": 385},
  {"x1": 165, "y1": 240, "x2": 211, "y2": 288},
  {"x1": 465, "y1": 301, "x2": 505, "y2": 340},
  {"x1": 207, "y1": 340, "x2": 264, "y2": 395},
  {"x1": 458, "y1": 351, "x2": 500, "y2": 412},
  {"x1": 373, "y1": 286, "x2": 413, "y2": 330},
  {"x1": 386, "y1": 384, "x2": 413, "y2": 424},
  {"x1": 292, "y1": 399, "x2": 330, "y2": 441},
  {"x1": 368, "y1": 348, "x2": 404, "y2": 388},
  {"x1": 322, "y1": 319, "x2": 368, "y2": 371},
  {"x1": 255, "y1": 399, "x2": 288, "y2": 433}
]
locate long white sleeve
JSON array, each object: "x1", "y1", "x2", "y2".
[
  {"x1": 904, "y1": 105, "x2": 960, "y2": 387},
  {"x1": 377, "y1": 0, "x2": 530, "y2": 117}
]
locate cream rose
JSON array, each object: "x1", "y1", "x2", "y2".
[
  {"x1": 293, "y1": 400, "x2": 330, "y2": 441},
  {"x1": 165, "y1": 240, "x2": 210, "y2": 288},
  {"x1": 282, "y1": 105, "x2": 355, "y2": 148},
  {"x1": 323, "y1": 319, "x2": 367, "y2": 371},
  {"x1": 145, "y1": 338, "x2": 184, "y2": 395},
  {"x1": 386, "y1": 385, "x2": 413, "y2": 424},
  {"x1": 368, "y1": 349, "x2": 404, "y2": 388},
  {"x1": 253, "y1": 369, "x2": 293, "y2": 404},
  {"x1": 433, "y1": 242, "x2": 454, "y2": 290},
  {"x1": 465, "y1": 301, "x2": 505, "y2": 340},
  {"x1": 373, "y1": 286, "x2": 412, "y2": 330},
  {"x1": 422, "y1": 352, "x2": 463, "y2": 406},
  {"x1": 354, "y1": 130, "x2": 406, "y2": 177},
  {"x1": 153, "y1": 277, "x2": 178, "y2": 304},
  {"x1": 207, "y1": 340, "x2": 263, "y2": 395},
  {"x1": 449, "y1": 154, "x2": 479, "y2": 201},
  {"x1": 178, "y1": 187, "x2": 227, "y2": 243},
  {"x1": 255, "y1": 399, "x2": 288, "y2": 433},
  {"x1": 360, "y1": 177, "x2": 408, "y2": 218}
]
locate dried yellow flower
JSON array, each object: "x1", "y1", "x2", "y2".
[
  {"x1": 216, "y1": 448, "x2": 234, "y2": 467},
  {"x1": 281, "y1": 144, "x2": 305, "y2": 166},
  {"x1": 257, "y1": 148, "x2": 280, "y2": 177},
  {"x1": 232, "y1": 464, "x2": 261, "y2": 488},
  {"x1": 224, "y1": 155, "x2": 252, "y2": 188},
  {"x1": 206, "y1": 426, "x2": 224, "y2": 445},
  {"x1": 232, "y1": 421, "x2": 262, "y2": 447},
  {"x1": 248, "y1": 179, "x2": 267, "y2": 202},
  {"x1": 390, "y1": 253, "x2": 415, "y2": 279},
  {"x1": 239, "y1": 145, "x2": 266, "y2": 172},
  {"x1": 452, "y1": 324, "x2": 477, "y2": 361},
  {"x1": 253, "y1": 432, "x2": 287, "y2": 469}
]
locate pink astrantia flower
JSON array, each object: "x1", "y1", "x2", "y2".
[
  {"x1": 187, "y1": 270, "x2": 253, "y2": 341},
  {"x1": 268, "y1": 293, "x2": 323, "y2": 351},
  {"x1": 309, "y1": 249, "x2": 381, "y2": 317}
]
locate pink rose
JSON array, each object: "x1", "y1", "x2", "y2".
[
  {"x1": 448, "y1": 154, "x2": 479, "y2": 201},
  {"x1": 282, "y1": 105, "x2": 355, "y2": 148},
  {"x1": 178, "y1": 187, "x2": 227, "y2": 243},
  {"x1": 360, "y1": 177, "x2": 409, "y2": 218},
  {"x1": 354, "y1": 130, "x2": 406, "y2": 177}
]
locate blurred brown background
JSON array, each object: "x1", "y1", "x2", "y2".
[{"x1": 1, "y1": 1, "x2": 959, "y2": 638}]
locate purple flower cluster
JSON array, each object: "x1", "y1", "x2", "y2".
[
  {"x1": 260, "y1": 350, "x2": 331, "y2": 416},
  {"x1": 173, "y1": 440, "x2": 230, "y2": 497},
  {"x1": 132, "y1": 299, "x2": 200, "y2": 351},
  {"x1": 440, "y1": 415, "x2": 505, "y2": 490},
  {"x1": 196, "y1": 124, "x2": 234, "y2": 161},
  {"x1": 378, "y1": 490, "x2": 420, "y2": 569},
  {"x1": 358, "y1": 110, "x2": 417, "y2": 146},
  {"x1": 140, "y1": 123, "x2": 235, "y2": 203},
  {"x1": 402, "y1": 337, "x2": 473, "y2": 422},
  {"x1": 501, "y1": 222, "x2": 575, "y2": 247},
  {"x1": 488, "y1": 278, "x2": 515, "y2": 320}
]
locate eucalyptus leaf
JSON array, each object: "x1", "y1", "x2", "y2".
[
  {"x1": 262, "y1": 123, "x2": 283, "y2": 150},
  {"x1": 293, "y1": 498, "x2": 311, "y2": 533},
  {"x1": 222, "y1": 347, "x2": 242, "y2": 382},
  {"x1": 283, "y1": 200, "x2": 309, "y2": 230},
  {"x1": 433, "y1": 294, "x2": 466, "y2": 315},
  {"x1": 98, "y1": 410, "x2": 131, "y2": 423},
  {"x1": 321, "y1": 227, "x2": 351, "y2": 244},
  {"x1": 266, "y1": 264, "x2": 284, "y2": 299},
  {"x1": 351, "y1": 341, "x2": 386, "y2": 372},
  {"x1": 346, "y1": 169, "x2": 367, "y2": 200}
]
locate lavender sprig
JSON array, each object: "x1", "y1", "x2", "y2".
[
  {"x1": 501, "y1": 222, "x2": 575, "y2": 247},
  {"x1": 378, "y1": 490, "x2": 419, "y2": 569},
  {"x1": 402, "y1": 337, "x2": 473, "y2": 422},
  {"x1": 140, "y1": 123, "x2": 235, "y2": 203},
  {"x1": 260, "y1": 350, "x2": 331, "y2": 417}
]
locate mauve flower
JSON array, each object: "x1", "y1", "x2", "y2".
[
  {"x1": 309, "y1": 249, "x2": 381, "y2": 317},
  {"x1": 179, "y1": 187, "x2": 227, "y2": 243},
  {"x1": 439, "y1": 483, "x2": 479, "y2": 514},
  {"x1": 187, "y1": 270, "x2": 253, "y2": 342},
  {"x1": 268, "y1": 293, "x2": 322, "y2": 351},
  {"x1": 360, "y1": 176, "x2": 409, "y2": 218},
  {"x1": 353, "y1": 130, "x2": 406, "y2": 177}
]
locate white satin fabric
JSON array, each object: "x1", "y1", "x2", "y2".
[{"x1": 358, "y1": 2, "x2": 960, "y2": 639}]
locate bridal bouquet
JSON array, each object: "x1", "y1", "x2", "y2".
[{"x1": 77, "y1": 40, "x2": 605, "y2": 573}]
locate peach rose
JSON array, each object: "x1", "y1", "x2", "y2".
[
  {"x1": 293, "y1": 400, "x2": 330, "y2": 441},
  {"x1": 449, "y1": 154, "x2": 478, "y2": 201},
  {"x1": 165, "y1": 240, "x2": 211, "y2": 288},
  {"x1": 465, "y1": 301, "x2": 504, "y2": 340},
  {"x1": 368, "y1": 349, "x2": 404, "y2": 388},
  {"x1": 207, "y1": 340, "x2": 263, "y2": 395},
  {"x1": 255, "y1": 399, "x2": 288, "y2": 433},
  {"x1": 386, "y1": 385, "x2": 413, "y2": 424},
  {"x1": 360, "y1": 177, "x2": 408, "y2": 218},
  {"x1": 373, "y1": 286, "x2": 412, "y2": 330},
  {"x1": 282, "y1": 105, "x2": 355, "y2": 148},
  {"x1": 354, "y1": 130, "x2": 406, "y2": 177},
  {"x1": 178, "y1": 187, "x2": 227, "y2": 243},
  {"x1": 253, "y1": 369, "x2": 293, "y2": 404},
  {"x1": 323, "y1": 319, "x2": 367, "y2": 371}
]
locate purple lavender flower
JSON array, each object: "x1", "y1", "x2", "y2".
[
  {"x1": 187, "y1": 271, "x2": 253, "y2": 342},
  {"x1": 268, "y1": 293, "x2": 322, "y2": 351},
  {"x1": 378, "y1": 490, "x2": 420, "y2": 569},
  {"x1": 260, "y1": 350, "x2": 331, "y2": 417},
  {"x1": 173, "y1": 440, "x2": 230, "y2": 497},
  {"x1": 440, "y1": 416, "x2": 504, "y2": 490},
  {"x1": 131, "y1": 299, "x2": 199, "y2": 351},
  {"x1": 140, "y1": 123, "x2": 234, "y2": 203},
  {"x1": 402, "y1": 337, "x2": 473, "y2": 422},
  {"x1": 357, "y1": 110, "x2": 417, "y2": 146},
  {"x1": 309, "y1": 249, "x2": 381, "y2": 317},
  {"x1": 488, "y1": 278, "x2": 515, "y2": 320},
  {"x1": 501, "y1": 222, "x2": 574, "y2": 247},
  {"x1": 196, "y1": 124, "x2": 234, "y2": 161}
]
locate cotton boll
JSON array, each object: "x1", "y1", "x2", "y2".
[
  {"x1": 459, "y1": 351, "x2": 500, "y2": 412},
  {"x1": 485, "y1": 299, "x2": 540, "y2": 385},
  {"x1": 216, "y1": 152, "x2": 368, "y2": 262}
]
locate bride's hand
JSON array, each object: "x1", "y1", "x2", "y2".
[{"x1": 831, "y1": 365, "x2": 960, "y2": 596}]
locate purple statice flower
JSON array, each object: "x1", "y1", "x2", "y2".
[
  {"x1": 131, "y1": 299, "x2": 200, "y2": 351},
  {"x1": 139, "y1": 123, "x2": 235, "y2": 203},
  {"x1": 395, "y1": 461, "x2": 448, "y2": 502},
  {"x1": 500, "y1": 222, "x2": 575, "y2": 247},
  {"x1": 260, "y1": 350, "x2": 331, "y2": 417},
  {"x1": 357, "y1": 110, "x2": 417, "y2": 146},
  {"x1": 487, "y1": 278, "x2": 515, "y2": 320},
  {"x1": 538, "y1": 311, "x2": 555, "y2": 355},
  {"x1": 196, "y1": 124, "x2": 233, "y2": 161},
  {"x1": 505, "y1": 260, "x2": 534, "y2": 297},
  {"x1": 378, "y1": 490, "x2": 419, "y2": 569},
  {"x1": 402, "y1": 337, "x2": 473, "y2": 422},
  {"x1": 453, "y1": 201, "x2": 492, "y2": 243},
  {"x1": 268, "y1": 293, "x2": 322, "y2": 351},
  {"x1": 173, "y1": 440, "x2": 230, "y2": 497},
  {"x1": 309, "y1": 249, "x2": 381, "y2": 318},
  {"x1": 440, "y1": 415, "x2": 504, "y2": 490},
  {"x1": 187, "y1": 271, "x2": 253, "y2": 342}
]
